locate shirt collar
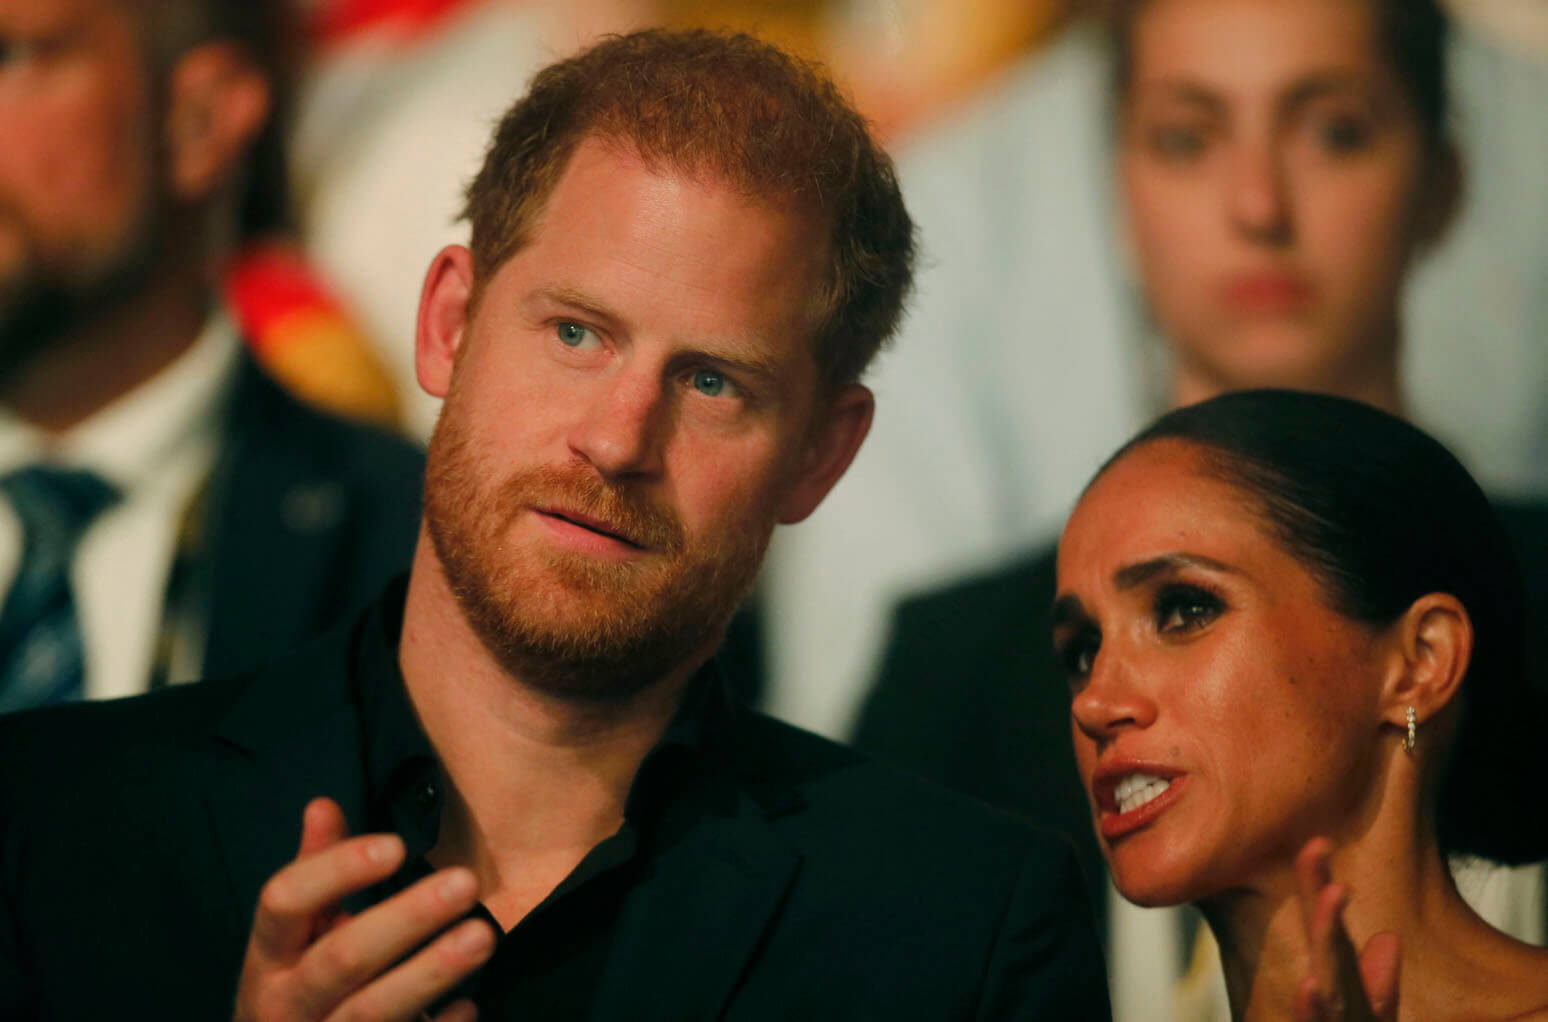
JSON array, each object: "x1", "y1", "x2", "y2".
[
  {"x1": 0, "y1": 312, "x2": 242, "y2": 491},
  {"x1": 354, "y1": 581, "x2": 730, "y2": 835}
]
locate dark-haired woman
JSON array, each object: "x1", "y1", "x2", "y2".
[
  {"x1": 854, "y1": 0, "x2": 1548, "y2": 1010},
  {"x1": 1057, "y1": 388, "x2": 1548, "y2": 1019}
]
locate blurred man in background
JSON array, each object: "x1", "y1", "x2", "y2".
[{"x1": 0, "y1": 0, "x2": 423, "y2": 711}]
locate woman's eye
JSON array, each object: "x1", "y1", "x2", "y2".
[
  {"x1": 691, "y1": 369, "x2": 735, "y2": 398},
  {"x1": 1315, "y1": 115, "x2": 1373, "y2": 154},
  {"x1": 1149, "y1": 124, "x2": 1208, "y2": 161},
  {"x1": 1154, "y1": 584, "x2": 1224, "y2": 634},
  {"x1": 555, "y1": 321, "x2": 600, "y2": 349},
  {"x1": 1057, "y1": 629, "x2": 1100, "y2": 685},
  {"x1": 0, "y1": 31, "x2": 76, "y2": 74}
]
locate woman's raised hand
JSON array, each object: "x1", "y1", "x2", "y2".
[{"x1": 1293, "y1": 838, "x2": 1401, "y2": 1022}]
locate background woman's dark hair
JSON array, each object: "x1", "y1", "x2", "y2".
[
  {"x1": 1107, "y1": 0, "x2": 1452, "y2": 152},
  {"x1": 1099, "y1": 389, "x2": 1547, "y2": 863}
]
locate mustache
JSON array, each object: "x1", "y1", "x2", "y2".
[{"x1": 503, "y1": 464, "x2": 685, "y2": 554}]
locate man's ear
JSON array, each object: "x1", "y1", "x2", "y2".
[
  {"x1": 776, "y1": 383, "x2": 874, "y2": 525},
  {"x1": 1414, "y1": 141, "x2": 1463, "y2": 252},
  {"x1": 415, "y1": 245, "x2": 477, "y2": 399},
  {"x1": 164, "y1": 42, "x2": 271, "y2": 202},
  {"x1": 1379, "y1": 592, "x2": 1472, "y2": 740}
]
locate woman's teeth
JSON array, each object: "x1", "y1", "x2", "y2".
[{"x1": 1115, "y1": 774, "x2": 1172, "y2": 815}]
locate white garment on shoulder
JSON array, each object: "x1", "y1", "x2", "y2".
[
  {"x1": 761, "y1": 18, "x2": 1548, "y2": 738},
  {"x1": 763, "y1": 25, "x2": 1147, "y2": 740},
  {"x1": 0, "y1": 315, "x2": 240, "y2": 700},
  {"x1": 294, "y1": 1, "x2": 563, "y2": 442}
]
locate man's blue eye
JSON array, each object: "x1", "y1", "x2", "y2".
[
  {"x1": 692, "y1": 370, "x2": 726, "y2": 397},
  {"x1": 556, "y1": 322, "x2": 595, "y2": 348}
]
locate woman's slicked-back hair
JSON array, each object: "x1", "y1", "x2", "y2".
[{"x1": 1100, "y1": 389, "x2": 1546, "y2": 862}]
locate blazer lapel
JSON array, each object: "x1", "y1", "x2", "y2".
[
  {"x1": 590, "y1": 789, "x2": 800, "y2": 1021},
  {"x1": 201, "y1": 357, "x2": 358, "y2": 680},
  {"x1": 202, "y1": 625, "x2": 370, "y2": 939}
]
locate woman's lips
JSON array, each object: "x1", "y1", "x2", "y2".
[
  {"x1": 1096, "y1": 773, "x2": 1189, "y2": 841},
  {"x1": 1221, "y1": 273, "x2": 1313, "y2": 314}
]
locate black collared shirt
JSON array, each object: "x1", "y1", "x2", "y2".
[{"x1": 350, "y1": 581, "x2": 723, "y2": 1017}]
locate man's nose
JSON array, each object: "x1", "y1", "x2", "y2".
[{"x1": 567, "y1": 369, "x2": 669, "y2": 480}]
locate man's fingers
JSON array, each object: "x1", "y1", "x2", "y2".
[
  {"x1": 250, "y1": 833, "x2": 406, "y2": 961},
  {"x1": 298, "y1": 798, "x2": 351, "y2": 858},
  {"x1": 295, "y1": 867, "x2": 482, "y2": 1010},
  {"x1": 431, "y1": 999, "x2": 479, "y2": 1022},
  {"x1": 322, "y1": 918, "x2": 496, "y2": 1022},
  {"x1": 1359, "y1": 932, "x2": 1401, "y2": 1022}
]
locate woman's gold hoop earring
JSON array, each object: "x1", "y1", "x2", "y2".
[{"x1": 1403, "y1": 706, "x2": 1417, "y2": 754}]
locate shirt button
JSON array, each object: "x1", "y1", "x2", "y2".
[{"x1": 417, "y1": 781, "x2": 438, "y2": 812}]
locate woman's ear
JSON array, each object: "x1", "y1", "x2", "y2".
[
  {"x1": 1414, "y1": 141, "x2": 1463, "y2": 253},
  {"x1": 1379, "y1": 592, "x2": 1472, "y2": 741}
]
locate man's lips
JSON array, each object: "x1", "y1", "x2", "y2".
[{"x1": 535, "y1": 508, "x2": 645, "y2": 550}]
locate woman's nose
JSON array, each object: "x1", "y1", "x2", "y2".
[
  {"x1": 1071, "y1": 648, "x2": 1159, "y2": 742},
  {"x1": 1226, "y1": 142, "x2": 1293, "y2": 245}
]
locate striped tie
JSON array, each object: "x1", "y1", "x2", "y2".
[{"x1": 0, "y1": 466, "x2": 120, "y2": 713}]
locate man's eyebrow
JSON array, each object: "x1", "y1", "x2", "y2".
[
  {"x1": 529, "y1": 285, "x2": 785, "y2": 383},
  {"x1": 1113, "y1": 553, "x2": 1237, "y2": 590},
  {"x1": 680, "y1": 345, "x2": 783, "y2": 385},
  {"x1": 529, "y1": 285, "x2": 619, "y2": 323}
]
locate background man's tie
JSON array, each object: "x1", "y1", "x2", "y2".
[{"x1": 0, "y1": 466, "x2": 120, "y2": 713}]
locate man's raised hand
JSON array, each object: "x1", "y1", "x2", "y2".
[{"x1": 233, "y1": 797, "x2": 495, "y2": 1022}]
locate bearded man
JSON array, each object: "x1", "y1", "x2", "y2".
[
  {"x1": 0, "y1": 0, "x2": 423, "y2": 710},
  {"x1": 0, "y1": 28, "x2": 1110, "y2": 1020}
]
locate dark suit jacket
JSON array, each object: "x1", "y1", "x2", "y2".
[
  {"x1": 197, "y1": 354, "x2": 424, "y2": 680},
  {"x1": 850, "y1": 547, "x2": 1107, "y2": 926},
  {"x1": 0, "y1": 608, "x2": 1112, "y2": 1020}
]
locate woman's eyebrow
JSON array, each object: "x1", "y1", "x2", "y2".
[
  {"x1": 1135, "y1": 80, "x2": 1225, "y2": 114},
  {"x1": 1050, "y1": 593, "x2": 1088, "y2": 632},
  {"x1": 1113, "y1": 553, "x2": 1237, "y2": 590},
  {"x1": 1279, "y1": 73, "x2": 1379, "y2": 115}
]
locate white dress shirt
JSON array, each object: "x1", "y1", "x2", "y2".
[{"x1": 0, "y1": 314, "x2": 241, "y2": 699}]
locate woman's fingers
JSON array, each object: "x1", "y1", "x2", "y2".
[
  {"x1": 1295, "y1": 976, "x2": 1329, "y2": 1022},
  {"x1": 1295, "y1": 837, "x2": 1335, "y2": 936},
  {"x1": 1292, "y1": 836, "x2": 1401, "y2": 1022},
  {"x1": 1358, "y1": 932, "x2": 1401, "y2": 1022},
  {"x1": 1308, "y1": 873, "x2": 1350, "y2": 1001}
]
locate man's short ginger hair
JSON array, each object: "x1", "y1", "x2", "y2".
[{"x1": 461, "y1": 28, "x2": 916, "y2": 393}]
